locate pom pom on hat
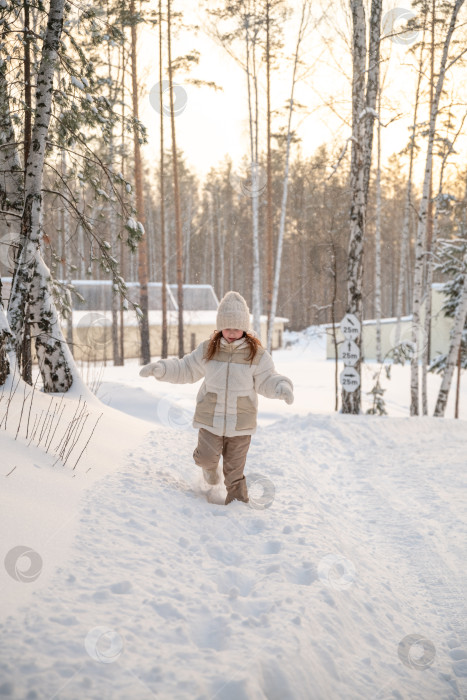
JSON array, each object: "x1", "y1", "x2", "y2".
[{"x1": 216, "y1": 291, "x2": 251, "y2": 332}]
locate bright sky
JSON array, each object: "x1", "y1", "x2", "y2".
[{"x1": 136, "y1": 0, "x2": 467, "y2": 187}]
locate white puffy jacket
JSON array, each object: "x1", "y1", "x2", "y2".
[{"x1": 156, "y1": 335, "x2": 294, "y2": 437}]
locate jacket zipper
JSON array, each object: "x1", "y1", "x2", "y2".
[{"x1": 223, "y1": 352, "x2": 232, "y2": 435}]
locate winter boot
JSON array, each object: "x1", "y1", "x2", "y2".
[{"x1": 225, "y1": 476, "x2": 249, "y2": 505}]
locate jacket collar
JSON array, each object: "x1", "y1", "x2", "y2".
[{"x1": 219, "y1": 336, "x2": 247, "y2": 350}]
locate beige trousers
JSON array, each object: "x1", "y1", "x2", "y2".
[{"x1": 193, "y1": 428, "x2": 251, "y2": 504}]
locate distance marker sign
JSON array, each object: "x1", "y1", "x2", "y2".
[
  {"x1": 339, "y1": 367, "x2": 360, "y2": 392},
  {"x1": 340, "y1": 313, "x2": 361, "y2": 340},
  {"x1": 340, "y1": 339, "x2": 360, "y2": 367}
]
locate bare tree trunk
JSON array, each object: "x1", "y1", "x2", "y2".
[
  {"x1": 130, "y1": 0, "x2": 150, "y2": 365},
  {"x1": 342, "y1": 0, "x2": 382, "y2": 414},
  {"x1": 454, "y1": 344, "x2": 461, "y2": 418},
  {"x1": 395, "y1": 35, "x2": 424, "y2": 346},
  {"x1": 167, "y1": 0, "x2": 184, "y2": 357},
  {"x1": 244, "y1": 13, "x2": 261, "y2": 336},
  {"x1": 106, "y1": 12, "x2": 122, "y2": 367},
  {"x1": 433, "y1": 250, "x2": 467, "y2": 416},
  {"x1": 265, "y1": 0, "x2": 273, "y2": 347},
  {"x1": 0, "y1": 298, "x2": 14, "y2": 384},
  {"x1": 374, "y1": 89, "x2": 382, "y2": 363},
  {"x1": 0, "y1": 22, "x2": 24, "y2": 384},
  {"x1": 421, "y1": 0, "x2": 436, "y2": 414},
  {"x1": 267, "y1": 0, "x2": 310, "y2": 352},
  {"x1": 215, "y1": 188, "x2": 225, "y2": 297},
  {"x1": 208, "y1": 194, "x2": 215, "y2": 291},
  {"x1": 8, "y1": 0, "x2": 75, "y2": 393},
  {"x1": 159, "y1": 0, "x2": 168, "y2": 358},
  {"x1": 410, "y1": 0, "x2": 465, "y2": 416},
  {"x1": 60, "y1": 149, "x2": 74, "y2": 353},
  {"x1": 119, "y1": 39, "x2": 126, "y2": 364}
]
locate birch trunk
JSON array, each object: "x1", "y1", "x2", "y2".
[
  {"x1": 8, "y1": 0, "x2": 75, "y2": 392},
  {"x1": 267, "y1": 0, "x2": 309, "y2": 352},
  {"x1": 0, "y1": 296, "x2": 14, "y2": 384},
  {"x1": 0, "y1": 53, "x2": 23, "y2": 240},
  {"x1": 410, "y1": 0, "x2": 465, "y2": 415},
  {"x1": 433, "y1": 250, "x2": 467, "y2": 416},
  {"x1": 342, "y1": 0, "x2": 381, "y2": 414},
  {"x1": 0, "y1": 41, "x2": 23, "y2": 382}
]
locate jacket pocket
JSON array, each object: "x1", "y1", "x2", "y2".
[
  {"x1": 194, "y1": 391, "x2": 217, "y2": 427},
  {"x1": 235, "y1": 395, "x2": 256, "y2": 431}
]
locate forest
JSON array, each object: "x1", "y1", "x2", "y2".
[{"x1": 0, "y1": 0, "x2": 466, "y2": 416}]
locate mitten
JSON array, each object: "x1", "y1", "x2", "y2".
[
  {"x1": 139, "y1": 362, "x2": 165, "y2": 379},
  {"x1": 275, "y1": 381, "x2": 294, "y2": 405}
]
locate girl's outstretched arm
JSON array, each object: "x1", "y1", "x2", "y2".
[
  {"x1": 253, "y1": 350, "x2": 294, "y2": 402},
  {"x1": 140, "y1": 341, "x2": 207, "y2": 384}
]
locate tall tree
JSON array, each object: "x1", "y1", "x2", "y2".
[
  {"x1": 130, "y1": 0, "x2": 151, "y2": 365},
  {"x1": 410, "y1": 0, "x2": 465, "y2": 415},
  {"x1": 394, "y1": 22, "x2": 427, "y2": 348},
  {"x1": 342, "y1": 0, "x2": 382, "y2": 414},
  {"x1": 8, "y1": 0, "x2": 76, "y2": 392},
  {"x1": 433, "y1": 248, "x2": 467, "y2": 416},
  {"x1": 167, "y1": 0, "x2": 184, "y2": 357},
  {"x1": 267, "y1": 0, "x2": 310, "y2": 352},
  {"x1": 159, "y1": 0, "x2": 168, "y2": 358}
]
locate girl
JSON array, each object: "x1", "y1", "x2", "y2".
[{"x1": 139, "y1": 291, "x2": 294, "y2": 505}]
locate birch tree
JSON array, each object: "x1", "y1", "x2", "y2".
[
  {"x1": 7, "y1": 0, "x2": 76, "y2": 392},
  {"x1": 433, "y1": 248, "x2": 467, "y2": 416},
  {"x1": 342, "y1": 0, "x2": 382, "y2": 414},
  {"x1": 410, "y1": 0, "x2": 465, "y2": 416}
]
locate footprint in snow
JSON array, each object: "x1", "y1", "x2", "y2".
[{"x1": 109, "y1": 581, "x2": 132, "y2": 594}]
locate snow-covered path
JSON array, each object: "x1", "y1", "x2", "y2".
[{"x1": 1, "y1": 409, "x2": 466, "y2": 699}]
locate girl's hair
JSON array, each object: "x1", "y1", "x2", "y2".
[{"x1": 204, "y1": 330, "x2": 263, "y2": 364}]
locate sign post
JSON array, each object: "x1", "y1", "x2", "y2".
[{"x1": 339, "y1": 314, "x2": 361, "y2": 397}]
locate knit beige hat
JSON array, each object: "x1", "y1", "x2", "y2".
[{"x1": 216, "y1": 291, "x2": 251, "y2": 332}]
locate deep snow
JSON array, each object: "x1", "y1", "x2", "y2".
[{"x1": 0, "y1": 327, "x2": 466, "y2": 699}]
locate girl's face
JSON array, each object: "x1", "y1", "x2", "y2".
[{"x1": 222, "y1": 328, "x2": 244, "y2": 343}]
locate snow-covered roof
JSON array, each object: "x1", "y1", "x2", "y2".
[
  {"x1": 322, "y1": 315, "x2": 412, "y2": 329},
  {"x1": 71, "y1": 309, "x2": 289, "y2": 327},
  {"x1": 62, "y1": 282, "x2": 218, "y2": 312}
]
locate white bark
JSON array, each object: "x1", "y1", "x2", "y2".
[
  {"x1": 410, "y1": 0, "x2": 465, "y2": 415},
  {"x1": 342, "y1": 0, "x2": 382, "y2": 414},
  {"x1": 8, "y1": 0, "x2": 74, "y2": 392},
  {"x1": 0, "y1": 60, "x2": 23, "y2": 233},
  {"x1": 433, "y1": 250, "x2": 467, "y2": 416},
  {"x1": 0, "y1": 40, "x2": 23, "y2": 382},
  {"x1": 0, "y1": 300, "x2": 14, "y2": 384}
]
